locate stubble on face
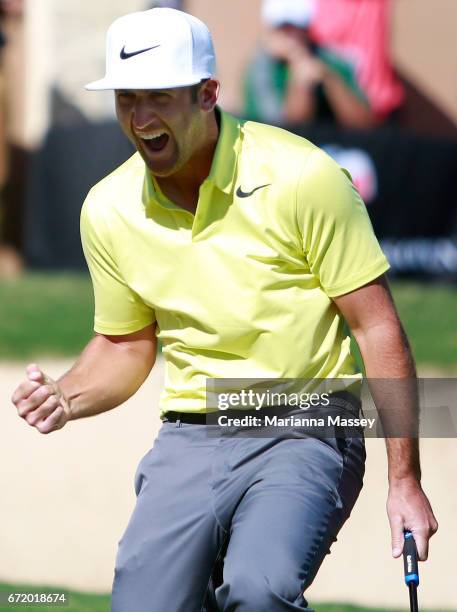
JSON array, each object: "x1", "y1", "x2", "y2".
[
  {"x1": 153, "y1": 104, "x2": 207, "y2": 179},
  {"x1": 115, "y1": 86, "x2": 209, "y2": 179}
]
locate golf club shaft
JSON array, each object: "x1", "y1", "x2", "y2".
[{"x1": 409, "y1": 583, "x2": 419, "y2": 612}]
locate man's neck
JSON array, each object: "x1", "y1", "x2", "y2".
[{"x1": 154, "y1": 111, "x2": 220, "y2": 214}]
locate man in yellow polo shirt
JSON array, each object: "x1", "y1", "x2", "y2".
[{"x1": 12, "y1": 7, "x2": 437, "y2": 611}]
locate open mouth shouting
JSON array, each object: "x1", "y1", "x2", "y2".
[{"x1": 137, "y1": 129, "x2": 170, "y2": 154}]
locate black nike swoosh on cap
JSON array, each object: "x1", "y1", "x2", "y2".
[
  {"x1": 120, "y1": 44, "x2": 160, "y2": 60},
  {"x1": 236, "y1": 184, "x2": 271, "y2": 198}
]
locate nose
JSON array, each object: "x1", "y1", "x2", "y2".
[{"x1": 131, "y1": 98, "x2": 157, "y2": 132}]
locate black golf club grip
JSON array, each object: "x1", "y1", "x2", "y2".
[{"x1": 403, "y1": 531, "x2": 419, "y2": 586}]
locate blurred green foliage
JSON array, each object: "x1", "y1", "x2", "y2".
[
  {"x1": 390, "y1": 282, "x2": 457, "y2": 368},
  {"x1": 0, "y1": 582, "x2": 450, "y2": 612},
  {"x1": 0, "y1": 274, "x2": 456, "y2": 368},
  {"x1": 0, "y1": 274, "x2": 93, "y2": 359}
]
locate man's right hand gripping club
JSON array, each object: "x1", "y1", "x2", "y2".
[{"x1": 11, "y1": 364, "x2": 71, "y2": 434}]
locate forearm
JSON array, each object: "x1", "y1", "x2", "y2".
[
  {"x1": 356, "y1": 315, "x2": 416, "y2": 378},
  {"x1": 57, "y1": 332, "x2": 156, "y2": 420},
  {"x1": 334, "y1": 278, "x2": 437, "y2": 555},
  {"x1": 355, "y1": 319, "x2": 420, "y2": 482},
  {"x1": 322, "y1": 69, "x2": 376, "y2": 130},
  {"x1": 283, "y1": 66, "x2": 317, "y2": 123}
]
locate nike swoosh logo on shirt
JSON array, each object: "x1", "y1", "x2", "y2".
[
  {"x1": 120, "y1": 45, "x2": 160, "y2": 60},
  {"x1": 236, "y1": 184, "x2": 271, "y2": 198}
]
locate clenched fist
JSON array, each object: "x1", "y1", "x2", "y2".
[{"x1": 11, "y1": 364, "x2": 71, "y2": 434}]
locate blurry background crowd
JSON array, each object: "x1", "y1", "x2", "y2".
[{"x1": 0, "y1": 0, "x2": 457, "y2": 279}]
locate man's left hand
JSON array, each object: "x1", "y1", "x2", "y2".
[{"x1": 387, "y1": 477, "x2": 438, "y2": 561}]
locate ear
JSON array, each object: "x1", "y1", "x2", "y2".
[{"x1": 199, "y1": 79, "x2": 220, "y2": 112}]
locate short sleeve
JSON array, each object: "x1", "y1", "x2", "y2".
[
  {"x1": 80, "y1": 192, "x2": 156, "y2": 335},
  {"x1": 296, "y1": 148, "x2": 390, "y2": 297}
]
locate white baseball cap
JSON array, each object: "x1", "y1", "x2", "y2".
[
  {"x1": 262, "y1": 0, "x2": 316, "y2": 29},
  {"x1": 85, "y1": 8, "x2": 216, "y2": 91}
]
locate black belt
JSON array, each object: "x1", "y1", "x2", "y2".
[
  {"x1": 162, "y1": 396, "x2": 360, "y2": 426},
  {"x1": 162, "y1": 408, "x2": 298, "y2": 425},
  {"x1": 163, "y1": 411, "x2": 209, "y2": 424}
]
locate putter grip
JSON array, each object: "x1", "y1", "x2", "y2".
[{"x1": 403, "y1": 531, "x2": 419, "y2": 586}]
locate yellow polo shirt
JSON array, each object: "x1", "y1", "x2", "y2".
[{"x1": 80, "y1": 109, "x2": 389, "y2": 416}]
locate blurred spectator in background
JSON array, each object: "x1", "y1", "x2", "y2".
[
  {"x1": 309, "y1": 0, "x2": 404, "y2": 124},
  {"x1": 244, "y1": 0, "x2": 403, "y2": 130},
  {"x1": 0, "y1": 0, "x2": 24, "y2": 277},
  {"x1": 244, "y1": 0, "x2": 375, "y2": 128}
]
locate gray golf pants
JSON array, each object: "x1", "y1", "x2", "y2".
[{"x1": 111, "y1": 419, "x2": 365, "y2": 611}]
